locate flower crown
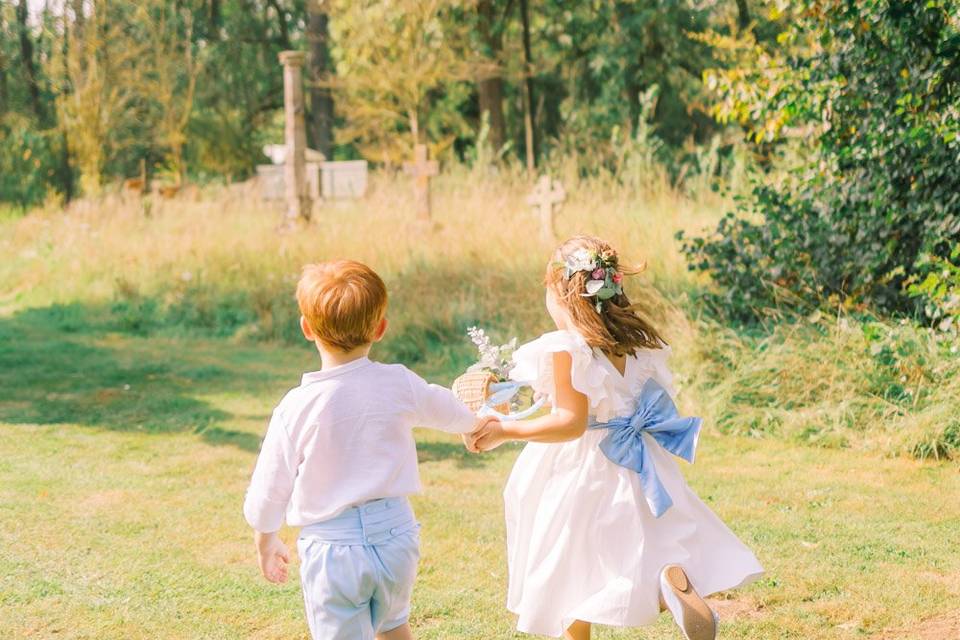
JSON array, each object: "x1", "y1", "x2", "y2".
[{"x1": 561, "y1": 247, "x2": 624, "y2": 313}]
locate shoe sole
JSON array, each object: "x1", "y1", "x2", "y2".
[{"x1": 660, "y1": 565, "x2": 717, "y2": 640}]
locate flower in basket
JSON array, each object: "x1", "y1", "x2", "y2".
[
  {"x1": 455, "y1": 327, "x2": 538, "y2": 416},
  {"x1": 466, "y1": 326, "x2": 517, "y2": 381}
]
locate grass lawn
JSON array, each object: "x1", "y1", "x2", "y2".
[{"x1": 1, "y1": 315, "x2": 959, "y2": 640}]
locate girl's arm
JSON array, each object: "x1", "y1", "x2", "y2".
[{"x1": 473, "y1": 351, "x2": 589, "y2": 449}]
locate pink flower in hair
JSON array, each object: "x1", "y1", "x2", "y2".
[
  {"x1": 612, "y1": 272, "x2": 623, "y2": 284},
  {"x1": 591, "y1": 268, "x2": 605, "y2": 280}
]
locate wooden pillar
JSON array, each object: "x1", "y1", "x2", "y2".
[{"x1": 279, "y1": 51, "x2": 311, "y2": 224}]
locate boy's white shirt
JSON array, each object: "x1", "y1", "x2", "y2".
[{"x1": 243, "y1": 357, "x2": 476, "y2": 532}]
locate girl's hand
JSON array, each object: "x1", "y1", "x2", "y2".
[
  {"x1": 464, "y1": 416, "x2": 498, "y2": 453},
  {"x1": 254, "y1": 531, "x2": 290, "y2": 583},
  {"x1": 474, "y1": 420, "x2": 508, "y2": 452}
]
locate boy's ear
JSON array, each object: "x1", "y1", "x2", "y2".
[
  {"x1": 372, "y1": 317, "x2": 388, "y2": 342},
  {"x1": 300, "y1": 316, "x2": 316, "y2": 342}
]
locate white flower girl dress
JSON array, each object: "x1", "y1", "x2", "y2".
[{"x1": 502, "y1": 330, "x2": 763, "y2": 638}]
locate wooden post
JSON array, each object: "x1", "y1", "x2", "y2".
[
  {"x1": 403, "y1": 143, "x2": 439, "y2": 221},
  {"x1": 279, "y1": 50, "x2": 311, "y2": 224},
  {"x1": 526, "y1": 175, "x2": 566, "y2": 244}
]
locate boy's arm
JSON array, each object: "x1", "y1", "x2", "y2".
[
  {"x1": 406, "y1": 368, "x2": 478, "y2": 434},
  {"x1": 243, "y1": 409, "x2": 298, "y2": 534}
]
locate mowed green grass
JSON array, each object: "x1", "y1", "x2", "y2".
[{"x1": 1, "y1": 319, "x2": 959, "y2": 640}]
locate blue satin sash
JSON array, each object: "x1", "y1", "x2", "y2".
[{"x1": 588, "y1": 378, "x2": 702, "y2": 518}]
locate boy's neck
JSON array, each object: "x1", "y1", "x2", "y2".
[{"x1": 316, "y1": 342, "x2": 373, "y2": 371}]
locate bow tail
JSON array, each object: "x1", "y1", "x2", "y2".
[{"x1": 637, "y1": 441, "x2": 673, "y2": 518}]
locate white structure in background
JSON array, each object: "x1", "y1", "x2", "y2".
[
  {"x1": 257, "y1": 145, "x2": 368, "y2": 202},
  {"x1": 320, "y1": 161, "x2": 368, "y2": 200}
]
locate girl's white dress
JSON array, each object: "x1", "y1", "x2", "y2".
[{"x1": 503, "y1": 330, "x2": 763, "y2": 638}]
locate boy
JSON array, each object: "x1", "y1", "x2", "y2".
[{"x1": 243, "y1": 260, "x2": 492, "y2": 640}]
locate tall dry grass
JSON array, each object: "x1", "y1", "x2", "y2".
[
  {"x1": 3, "y1": 168, "x2": 957, "y2": 459},
  {"x1": 0, "y1": 165, "x2": 719, "y2": 351}
]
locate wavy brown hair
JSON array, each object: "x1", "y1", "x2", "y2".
[{"x1": 545, "y1": 235, "x2": 665, "y2": 356}]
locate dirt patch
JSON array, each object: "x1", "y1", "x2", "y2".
[
  {"x1": 76, "y1": 489, "x2": 127, "y2": 513},
  {"x1": 874, "y1": 610, "x2": 960, "y2": 640},
  {"x1": 707, "y1": 595, "x2": 765, "y2": 621}
]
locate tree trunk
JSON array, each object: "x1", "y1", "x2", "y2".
[
  {"x1": 59, "y1": 11, "x2": 74, "y2": 202},
  {"x1": 736, "y1": 0, "x2": 751, "y2": 32},
  {"x1": 307, "y1": 0, "x2": 334, "y2": 158},
  {"x1": 476, "y1": 0, "x2": 506, "y2": 153},
  {"x1": 16, "y1": 0, "x2": 44, "y2": 122},
  {"x1": 0, "y1": 11, "x2": 8, "y2": 114},
  {"x1": 209, "y1": 0, "x2": 221, "y2": 38},
  {"x1": 519, "y1": 0, "x2": 536, "y2": 171}
]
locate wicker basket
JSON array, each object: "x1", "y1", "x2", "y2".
[{"x1": 452, "y1": 370, "x2": 509, "y2": 414}]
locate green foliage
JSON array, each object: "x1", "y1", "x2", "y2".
[
  {"x1": 0, "y1": 124, "x2": 65, "y2": 208},
  {"x1": 0, "y1": 0, "x2": 758, "y2": 204},
  {"x1": 907, "y1": 245, "x2": 960, "y2": 333},
  {"x1": 685, "y1": 0, "x2": 960, "y2": 319}
]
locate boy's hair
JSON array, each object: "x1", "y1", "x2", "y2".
[
  {"x1": 545, "y1": 235, "x2": 665, "y2": 356},
  {"x1": 296, "y1": 260, "x2": 388, "y2": 351}
]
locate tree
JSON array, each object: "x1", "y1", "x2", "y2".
[
  {"x1": 685, "y1": 0, "x2": 960, "y2": 318},
  {"x1": 53, "y1": 0, "x2": 146, "y2": 194},
  {"x1": 307, "y1": 0, "x2": 334, "y2": 158},
  {"x1": 16, "y1": 0, "x2": 45, "y2": 122},
  {"x1": 329, "y1": 0, "x2": 473, "y2": 162},
  {"x1": 518, "y1": 0, "x2": 535, "y2": 170},
  {"x1": 476, "y1": 0, "x2": 507, "y2": 154},
  {"x1": 140, "y1": 1, "x2": 204, "y2": 185}
]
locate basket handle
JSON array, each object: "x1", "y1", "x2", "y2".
[{"x1": 477, "y1": 380, "x2": 547, "y2": 420}]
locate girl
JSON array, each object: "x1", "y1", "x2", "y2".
[{"x1": 470, "y1": 236, "x2": 763, "y2": 640}]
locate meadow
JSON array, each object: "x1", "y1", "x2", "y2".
[{"x1": 1, "y1": 171, "x2": 959, "y2": 639}]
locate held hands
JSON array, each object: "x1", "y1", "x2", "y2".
[
  {"x1": 462, "y1": 415, "x2": 509, "y2": 453},
  {"x1": 255, "y1": 531, "x2": 290, "y2": 584}
]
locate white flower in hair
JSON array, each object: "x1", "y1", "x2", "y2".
[{"x1": 564, "y1": 248, "x2": 598, "y2": 277}]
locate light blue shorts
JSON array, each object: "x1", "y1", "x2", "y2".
[{"x1": 298, "y1": 498, "x2": 420, "y2": 640}]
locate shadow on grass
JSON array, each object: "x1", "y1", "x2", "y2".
[
  {"x1": 0, "y1": 303, "x2": 303, "y2": 452},
  {"x1": 0, "y1": 302, "x2": 504, "y2": 459},
  {"x1": 416, "y1": 440, "x2": 513, "y2": 469}
]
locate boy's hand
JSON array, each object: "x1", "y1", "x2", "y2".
[
  {"x1": 472, "y1": 417, "x2": 509, "y2": 452},
  {"x1": 463, "y1": 415, "x2": 498, "y2": 453},
  {"x1": 254, "y1": 531, "x2": 290, "y2": 584}
]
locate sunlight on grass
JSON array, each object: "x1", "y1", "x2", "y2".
[
  {"x1": 2, "y1": 175, "x2": 959, "y2": 639},
  {"x1": 1, "y1": 340, "x2": 958, "y2": 640}
]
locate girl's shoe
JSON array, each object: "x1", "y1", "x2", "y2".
[{"x1": 659, "y1": 564, "x2": 717, "y2": 640}]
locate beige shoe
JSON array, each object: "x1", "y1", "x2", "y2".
[{"x1": 659, "y1": 565, "x2": 717, "y2": 640}]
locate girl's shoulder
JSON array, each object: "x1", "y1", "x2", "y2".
[
  {"x1": 513, "y1": 329, "x2": 591, "y2": 359},
  {"x1": 509, "y1": 329, "x2": 611, "y2": 410}
]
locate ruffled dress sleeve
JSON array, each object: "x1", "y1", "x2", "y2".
[{"x1": 509, "y1": 330, "x2": 613, "y2": 418}]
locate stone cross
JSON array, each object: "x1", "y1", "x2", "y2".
[
  {"x1": 403, "y1": 143, "x2": 439, "y2": 221},
  {"x1": 526, "y1": 175, "x2": 566, "y2": 243},
  {"x1": 279, "y1": 51, "x2": 312, "y2": 224}
]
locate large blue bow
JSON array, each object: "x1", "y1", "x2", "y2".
[{"x1": 588, "y1": 378, "x2": 702, "y2": 518}]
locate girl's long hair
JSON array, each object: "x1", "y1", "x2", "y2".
[{"x1": 545, "y1": 235, "x2": 665, "y2": 356}]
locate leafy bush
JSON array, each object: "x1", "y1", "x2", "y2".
[
  {"x1": 683, "y1": 0, "x2": 960, "y2": 319},
  {"x1": 0, "y1": 125, "x2": 67, "y2": 208},
  {"x1": 907, "y1": 245, "x2": 960, "y2": 333}
]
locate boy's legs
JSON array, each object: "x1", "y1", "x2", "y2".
[
  {"x1": 370, "y1": 525, "x2": 421, "y2": 636},
  {"x1": 299, "y1": 537, "x2": 377, "y2": 640},
  {"x1": 564, "y1": 620, "x2": 591, "y2": 640},
  {"x1": 377, "y1": 622, "x2": 414, "y2": 640}
]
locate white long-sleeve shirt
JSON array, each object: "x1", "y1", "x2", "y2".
[{"x1": 243, "y1": 357, "x2": 477, "y2": 532}]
